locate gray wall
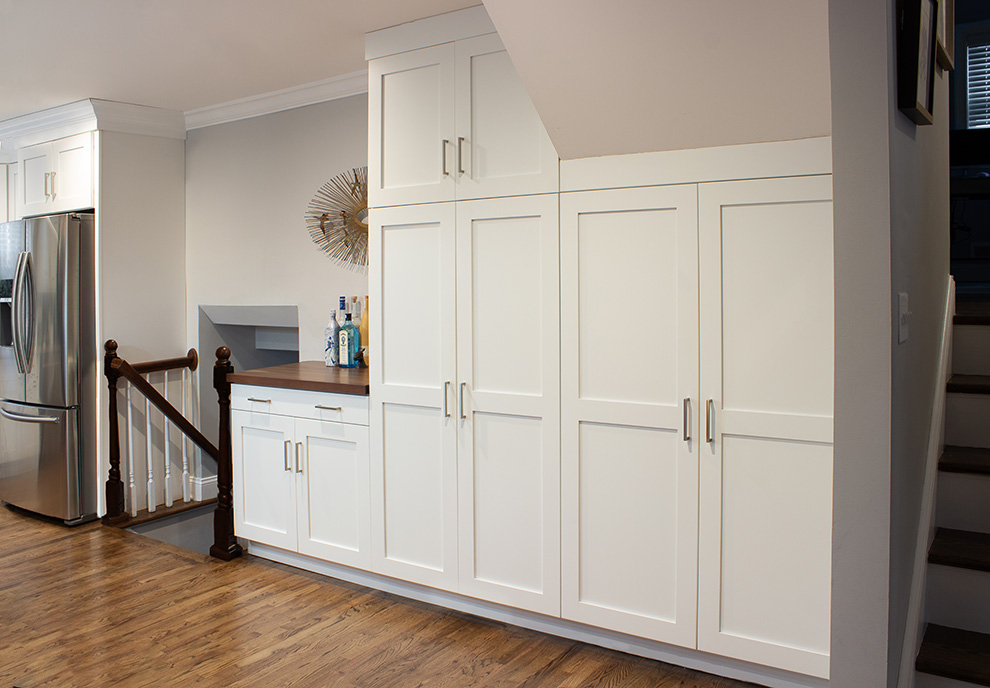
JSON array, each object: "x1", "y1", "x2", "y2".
[
  {"x1": 828, "y1": 0, "x2": 952, "y2": 684},
  {"x1": 828, "y1": 0, "x2": 893, "y2": 683},
  {"x1": 887, "y1": 25, "x2": 952, "y2": 688},
  {"x1": 184, "y1": 95, "x2": 370, "y2": 365}
]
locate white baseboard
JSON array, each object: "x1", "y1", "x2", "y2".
[
  {"x1": 247, "y1": 542, "x2": 827, "y2": 688},
  {"x1": 190, "y1": 475, "x2": 217, "y2": 502},
  {"x1": 897, "y1": 277, "x2": 955, "y2": 688}
]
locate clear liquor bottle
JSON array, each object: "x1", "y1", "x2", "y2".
[
  {"x1": 324, "y1": 309, "x2": 340, "y2": 366},
  {"x1": 338, "y1": 312, "x2": 360, "y2": 368}
]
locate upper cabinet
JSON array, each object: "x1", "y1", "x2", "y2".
[
  {"x1": 368, "y1": 32, "x2": 558, "y2": 208},
  {"x1": 18, "y1": 133, "x2": 93, "y2": 217}
]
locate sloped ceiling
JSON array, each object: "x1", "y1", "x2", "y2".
[{"x1": 482, "y1": 0, "x2": 832, "y2": 159}]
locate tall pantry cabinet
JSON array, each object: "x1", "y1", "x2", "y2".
[
  {"x1": 367, "y1": 7, "x2": 561, "y2": 616},
  {"x1": 367, "y1": 7, "x2": 834, "y2": 684}
]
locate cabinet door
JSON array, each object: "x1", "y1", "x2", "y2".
[
  {"x1": 454, "y1": 195, "x2": 559, "y2": 615},
  {"x1": 697, "y1": 176, "x2": 833, "y2": 679},
  {"x1": 369, "y1": 44, "x2": 456, "y2": 208},
  {"x1": 52, "y1": 133, "x2": 93, "y2": 213},
  {"x1": 454, "y1": 34, "x2": 558, "y2": 201},
  {"x1": 6, "y1": 165, "x2": 17, "y2": 221},
  {"x1": 559, "y1": 185, "x2": 699, "y2": 648},
  {"x1": 295, "y1": 418, "x2": 371, "y2": 569},
  {"x1": 369, "y1": 203, "x2": 458, "y2": 591},
  {"x1": 231, "y1": 409, "x2": 297, "y2": 551},
  {"x1": 0, "y1": 165, "x2": 7, "y2": 222},
  {"x1": 18, "y1": 142, "x2": 52, "y2": 217}
]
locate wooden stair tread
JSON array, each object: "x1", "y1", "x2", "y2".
[
  {"x1": 947, "y1": 374, "x2": 990, "y2": 395},
  {"x1": 917, "y1": 624, "x2": 990, "y2": 686},
  {"x1": 955, "y1": 300, "x2": 990, "y2": 326},
  {"x1": 105, "y1": 498, "x2": 216, "y2": 529},
  {"x1": 929, "y1": 528, "x2": 990, "y2": 572},
  {"x1": 940, "y1": 446, "x2": 990, "y2": 475}
]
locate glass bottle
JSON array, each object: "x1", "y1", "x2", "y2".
[
  {"x1": 324, "y1": 309, "x2": 340, "y2": 367},
  {"x1": 338, "y1": 312, "x2": 360, "y2": 368},
  {"x1": 358, "y1": 295, "x2": 370, "y2": 364}
]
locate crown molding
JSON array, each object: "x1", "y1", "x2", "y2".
[
  {"x1": 184, "y1": 71, "x2": 368, "y2": 131},
  {"x1": 0, "y1": 98, "x2": 185, "y2": 156}
]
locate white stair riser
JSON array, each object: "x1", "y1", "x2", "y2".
[
  {"x1": 945, "y1": 394, "x2": 990, "y2": 449},
  {"x1": 953, "y1": 325, "x2": 990, "y2": 377},
  {"x1": 936, "y1": 472, "x2": 990, "y2": 532},
  {"x1": 926, "y1": 563, "x2": 990, "y2": 635},
  {"x1": 916, "y1": 670, "x2": 985, "y2": 688}
]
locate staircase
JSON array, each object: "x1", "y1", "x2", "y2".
[{"x1": 916, "y1": 300, "x2": 990, "y2": 687}]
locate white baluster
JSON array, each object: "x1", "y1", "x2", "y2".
[
  {"x1": 163, "y1": 370, "x2": 173, "y2": 508},
  {"x1": 146, "y1": 376, "x2": 154, "y2": 513},
  {"x1": 182, "y1": 367, "x2": 190, "y2": 502},
  {"x1": 126, "y1": 381, "x2": 136, "y2": 517}
]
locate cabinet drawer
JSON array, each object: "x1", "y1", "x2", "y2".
[{"x1": 231, "y1": 384, "x2": 369, "y2": 426}]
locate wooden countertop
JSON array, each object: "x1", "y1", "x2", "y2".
[{"x1": 227, "y1": 361, "x2": 369, "y2": 396}]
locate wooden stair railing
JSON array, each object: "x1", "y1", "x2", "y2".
[{"x1": 102, "y1": 340, "x2": 242, "y2": 561}]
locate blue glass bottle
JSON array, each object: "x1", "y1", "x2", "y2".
[{"x1": 338, "y1": 312, "x2": 360, "y2": 368}]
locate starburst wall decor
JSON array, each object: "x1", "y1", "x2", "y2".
[{"x1": 305, "y1": 167, "x2": 369, "y2": 271}]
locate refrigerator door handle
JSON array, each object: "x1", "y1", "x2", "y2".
[
  {"x1": 22, "y1": 252, "x2": 34, "y2": 372},
  {"x1": 0, "y1": 407, "x2": 61, "y2": 424},
  {"x1": 10, "y1": 251, "x2": 27, "y2": 374}
]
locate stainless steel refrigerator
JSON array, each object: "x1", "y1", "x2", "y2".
[{"x1": 0, "y1": 213, "x2": 97, "y2": 524}]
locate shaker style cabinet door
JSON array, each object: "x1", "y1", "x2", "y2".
[
  {"x1": 696, "y1": 175, "x2": 834, "y2": 679},
  {"x1": 454, "y1": 194, "x2": 559, "y2": 615},
  {"x1": 52, "y1": 133, "x2": 94, "y2": 213},
  {"x1": 231, "y1": 409, "x2": 297, "y2": 552},
  {"x1": 559, "y1": 184, "x2": 700, "y2": 649},
  {"x1": 368, "y1": 202, "x2": 459, "y2": 592},
  {"x1": 18, "y1": 142, "x2": 53, "y2": 217},
  {"x1": 295, "y1": 417, "x2": 372, "y2": 570},
  {"x1": 453, "y1": 34, "x2": 559, "y2": 201},
  {"x1": 369, "y1": 44, "x2": 457, "y2": 208}
]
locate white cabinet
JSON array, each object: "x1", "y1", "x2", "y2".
[
  {"x1": 18, "y1": 133, "x2": 94, "y2": 217},
  {"x1": 231, "y1": 385, "x2": 371, "y2": 570},
  {"x1": 696, "y1": 175, "x2": 833, "y2": 678},
  {"x1": 1, "y1": 165, "x2": 8, "y2": 221},
  {"x1": 369, "y1": 195, "x2": 560, "y2": 615},
  {"x1": 369, "y1": 33, "x2": 558, "y2": 208},
  {"x1": 559, "y1": 175, "x2": 833, "y2": 679},
  {"x1": 560, "y1": 184, "x2": 700, "y2": 649}
]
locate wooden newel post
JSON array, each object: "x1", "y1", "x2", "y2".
[
  {"x1": 102, "y1": 340, "x2": 127, "y2": 525},
  {"x1": 210, "y1": 347, "x2": 242, "y2": 560}
]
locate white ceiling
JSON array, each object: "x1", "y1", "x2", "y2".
[
  {"x1": 0, "y1": 0, "x2": 476, "y2": 124},
  {"x1": 0, "y1": 0, "x2": 833, "y2": 160},
  {"x1": 484, "y1": 0, "x2": 832, "y2": 159}
]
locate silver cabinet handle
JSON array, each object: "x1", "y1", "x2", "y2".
[
  {"x1": 283, "y1": 440, "x2": 292, "y2": 471},
  {"x1": 50, "y1": 171, "x2": 56, "y2": 198},
  {"x1": 457, "y1": 137, "x2": 465, "y2": 175},
  {"x1": 314, "y1": 404, "x2": 342, "y2": 412},
  {"x1": 0, "y1": 407, "x2": 60, "y2": 424},
  {"x1": 296, "y1": 442, "x2": 304, "y2": 473},
  {"x1": 706, "y1": 399, "x2": 715, "y2": 443},
  {"x1": 682, "y1": 398, "x2": 690, "y2": 442},
  {"x1": 443, "y1": 381, "x2": 451, "y2": 418},
  {"x1": 459, "y1": 382, "x2": 467, "y2": 420},
  {"x1": 442, "y1": 139, "x2": 450, "y2": 176},
  {"x1": 44, "y1": 172, "x2": 50, "y2": 198},
  {"x1": 247, "y1": 397, "x2": 271, "y2": 403}
]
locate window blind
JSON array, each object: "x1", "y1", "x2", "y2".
[{"x1": 968, "y1": 39, "x2": 990, "y2": 128}]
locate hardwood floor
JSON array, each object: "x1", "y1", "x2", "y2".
[{"x1": 0, "y1": 505, "x2": 761, "y2": 687}]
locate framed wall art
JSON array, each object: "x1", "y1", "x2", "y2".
[{"x1": 898, "y1": 0, "x2": 939, "y2": 125}]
